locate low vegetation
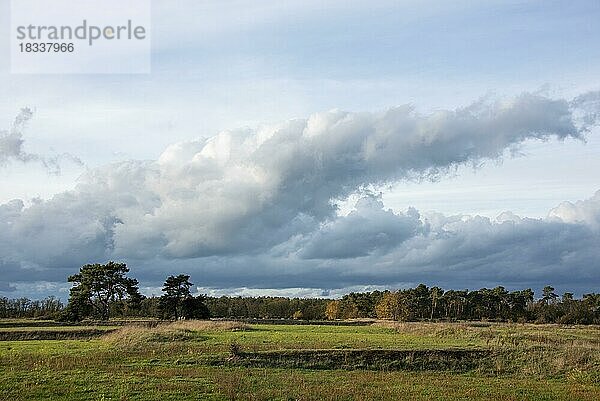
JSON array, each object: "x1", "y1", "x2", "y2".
[
  {"x1": 1, "y1": 262, "x2": 598, "y2": 399},
  {"x1": 102, "y1": 320, "x2": 250, "y2": 346},
  {"x1": 1, "y1": 320, "x2": 598, "y2": 400}
]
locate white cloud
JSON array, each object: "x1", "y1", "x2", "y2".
[{"x1": 547, "y1": 190, "x2": 600, "y2": 228}]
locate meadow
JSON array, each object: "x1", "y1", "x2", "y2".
[{"x1": 0, "y1": 320, "x2": 598, "y2": 400}]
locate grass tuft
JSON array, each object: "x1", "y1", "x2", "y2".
[{"x1": 102, "y1": 320, "x2": 251, "y2": 346}]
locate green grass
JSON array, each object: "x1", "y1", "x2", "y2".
[
  {"x1": 0, "y1": 320, "x2": 598, "y2": 400},
  {"x1": 180, "y1": 324, "x2": 483, "y2": 350}
]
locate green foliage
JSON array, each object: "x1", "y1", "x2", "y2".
[
  {"x1": 181, "y1": 296, "x2": 210, "y2": 320},
  {"x1": 63, "y1": 261, "x2": 142, "y2": 321},
  {"x1": 370, "y1": 284, "x2": 584, "y2": 323},
  {"x1": 0, "y1": 296, "x2": 63, "y2": 319},
  {"x1": 159, "y1": 274, "x2": 209, "y2": 320},
  {"x1": 205, "y1": 296, "x2": 327, "y2": 320}
]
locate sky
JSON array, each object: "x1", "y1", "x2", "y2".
[{"x1": 1, "y1": 0, "x2": 599, "y2": 299}]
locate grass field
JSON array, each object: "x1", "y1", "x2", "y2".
[{"x1": 0, "y1": 320, "x2": 598, "y2": 400}]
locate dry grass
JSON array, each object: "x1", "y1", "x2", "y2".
[
  {"x1": 102, "y1": 320, "x2": 250, "y2": 346},
  {"x1": 373, "y1": 321, "x2": 477, "y2": 339},
  {"x1": 373, "y1": 321, "x2": 600, "y2": 378},
  {"x1": 163, "y1": 320, "x2": 249, "y2": 332}
]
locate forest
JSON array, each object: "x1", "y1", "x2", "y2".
[{"x1": 2, "y1": 284, "x2": 599, "y2": 324}]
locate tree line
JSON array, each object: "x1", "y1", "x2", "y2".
[
  {"x1": 0, "y1": 296, "x2": 63, "y2": 319},
  {"x1": 1, "y1": 262, "x2": 598, "y2": 324},
  {"x1": 325, "y1": 285, "x2": 600, "y2": 324}
]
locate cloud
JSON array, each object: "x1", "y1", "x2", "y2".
[
  {"x1": 0, "y1": 281, "x2": 16, "y2": 293},
  {"x1": 245, "y1": 190, "x2": 599, "y2": 291},
  {"x1": 0, "y1": 108, "x2": 82, "y2": 174},
  {"x1": 1, "y1": 91, "x2": 599, "y2": 297},
  {"x1": 85, "y1": 92, "x2": 590, "y2": 260},
  {"x1": 298, "y1": 194, "x2": 424, "y2": 259},
  {"x1": 547, "y1": 190, "x2": 600, "y2": 228},
  {"x1": 571, "y1": 91, "x2": 600, "y2": 132},
  {"x1": 0, "y1": 108, "x2": 35, "y2": 165}
]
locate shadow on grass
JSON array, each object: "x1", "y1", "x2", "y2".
[{"x1": 220, "y1": 348, "x2": 493, "y2": 372}]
